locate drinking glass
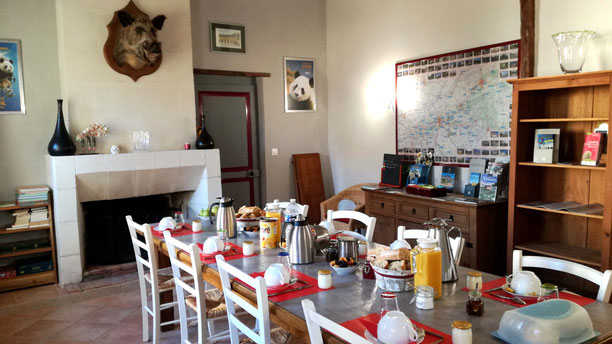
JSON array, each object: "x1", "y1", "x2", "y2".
[
  {"x1": 377, "y1": 292, "x2": 399, "y2": 319},
  {"x1": 537, "y1": 283, "x2": 559, "y2": 302},
  {"x1": 552, "y1": 31, "x2": 595, "y2": 74},
  {"x1": 277, "y1": 252, "x2": 292, "y2": 272}
]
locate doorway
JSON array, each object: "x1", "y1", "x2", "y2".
[{"x1": 194, "y1": 75, "x2": 262, "y2": 208}]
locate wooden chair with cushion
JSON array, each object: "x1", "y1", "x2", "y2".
[
  {"x1": 320, "y1": 183, "x2": 378, "y2": 231},
  {"x1": 216, "y1": 255, "x2": 293, "y2": 344},
  {"x1": 327, "y1": 209, "x2": 377, "y2": 242},
  {"x1": 126, "y1": 215, "x2": 195, "y2": 344},
  {"x1": 301, "y1": 299, "x2": 370, "y2": 344},
  {"x1": 163, "y1": 231, "x2": 232, "y2": 343},
  {"x1": 513, "y1": 249, "x2": 612, "y2": 302}
]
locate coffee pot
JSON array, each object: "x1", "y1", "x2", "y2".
[
  {"x1": 208, "y1": 196, "x2": 237, "y2": 238},
  {"x1": 288, "y1": 214, "x2": 315, "y2": 265},
  {"x1": 424, "y1": 218, "x2": 461, "y2": 282}
]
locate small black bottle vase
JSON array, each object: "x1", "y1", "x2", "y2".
[
  {"x1": 47, "y1": 99, "x2": 76, "y2": 156},
  {"x1": 195, "y1": 119, "x2": 215, "y2": 149}
]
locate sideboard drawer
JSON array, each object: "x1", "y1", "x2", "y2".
[
  {"x1": 429, "y1": 207, "x2": 469, "y2": 228},
  {"x1": 370, "y1": 197, "x2": 395, "y2": 216},
  {"x1": 396, "y1": 202, "x2": 429, "y2": 221}
]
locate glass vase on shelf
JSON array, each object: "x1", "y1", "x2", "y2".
[{"x1": 552, "y1": 30, "x2": 595, "y2": 74}]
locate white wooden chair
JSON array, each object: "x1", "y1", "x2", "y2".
[
  {"x1": 126, "y1": 215, "x2": 192, "y2": 344},
  {"x1": 278, "y1": 200, "x2": 309, "y2": 217},
  {"x1": 163, "y1": 231, "x2": 231, "y2": 343},
  {"x1": 327, "y1": 209, "x2": 377, "y2": 242},
  {"x1": 216, "y1": 255, "x2": 292, "y2": 344},
  {"x1": 512, "y1": 250, "x2": 612, "y2": 302},
  {"x1": 301, "y1": 299, "x2": 370, "y2": 344},
  {"x1": 397, "y1": 226, "x2": 465, "y2": 263}
]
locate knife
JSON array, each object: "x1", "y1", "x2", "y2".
[
  {"x1": 268, "y1": 284, "x2": 312, "y2": 297},
  {"x1": 484, "y1": 286, "x2": 503, "y2": 293},
  {"x1": 490, "y1": 293, "x2": 527, "y2": 305}
]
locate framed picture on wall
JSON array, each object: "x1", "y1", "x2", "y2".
[
  {"x1": 210, "y1": 22, "x2": 245, "y2": 53},
  {"x1": 284, "y1": 57, "x2": 315, "y2": 113},
  {"x1": 0, "y1": 38, "x2": 26, "y2": 115}
]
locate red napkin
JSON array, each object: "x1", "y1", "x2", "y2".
[
  {"x1": 196, "y1": 242, "x2": 257, "y2": 264},
  {"x1": 462, "y1": 277, "x2": 596, "y2": 308},
  {"x1": 341, "y1": 313, "x2": 452, "y2": 343},
  {"x1": 236, "y1": 269, "x2": 334, "y2": 303},
  {"x1": 151, "y1": 223, "x2": 195, "y2": 238}
]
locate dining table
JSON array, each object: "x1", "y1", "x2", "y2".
[{"x1": 148, "y1": 222, "x2": 612, "y2": 343}]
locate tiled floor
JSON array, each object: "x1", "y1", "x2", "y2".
[{"x1": 0, "y1": 289, "x2": 215, "y2": 344}]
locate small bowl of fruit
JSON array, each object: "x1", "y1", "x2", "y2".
[{"x1": 330, "y1": 257, "x2": 358, "y2": 275}]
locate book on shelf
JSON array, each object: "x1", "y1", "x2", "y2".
[
  {"x1": 533, "y1": 128, "x2": 560, "y2": 164},
  {"x1": 17, "y1": 185, "x2": 49, "y2": 193},
  {"x1": 478, "y1": 174, "x2": 498, "y2": 201},
  {"x1": 439, "y1": 166, "x2": 456, "y2": 191},
  {"x1": 523, "y1": 201, "x2": 604, "y2": 216},
  {"x1": 581, "y1": 132, "x2": 606, "y2": 166},
  {"x1": 0, "y1": 201, "x2": 16, "y2": 208}
]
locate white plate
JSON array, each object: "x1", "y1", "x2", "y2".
[{"x1": 501, "y1": 283, "x2": 551, "y2": 299}]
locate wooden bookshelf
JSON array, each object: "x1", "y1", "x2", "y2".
[
  {"x1": 517, "y1": 204, "x2": 604, "y2": 220},
  {"x1": 520, "y1": 117, "x2": 608, "y2": 123},
  {"x1": 517, "y1": 162, "x2": 606, "y2": 170},
  {"x1": 507, "y1": 71, "x2": 612, "y2": 285},
  {"x1": 0, "y1": 193, "x2": 57, "y2": 292}
]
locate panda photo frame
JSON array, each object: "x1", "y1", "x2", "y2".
[
  {"x1": 284, "y1": 57, "x2": 316, "y2": 112},
  {"x1": 0, "y1": 38, "x2": 25, "y2": 115}
]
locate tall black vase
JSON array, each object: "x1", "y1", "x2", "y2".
[
  {"x1": 47, "y1": 99, "x2": 76, "y2": 156},
  {"x1": 195, "y1": 118, "x2": 215, "y2": 149}
]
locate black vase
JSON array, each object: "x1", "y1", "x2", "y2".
[
  {"x1": 195, "y1": 119, "x2": 215, "y2": 149},
  {"x1": 47, "y1": 99, "x2": 76, "y2": 156}
]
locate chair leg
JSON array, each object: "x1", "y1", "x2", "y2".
[
  {"x1": 207, "y1": 318, "x2": 215, "y2": 338},
  {"x1": 139, "y1": 281, "x2": 150, "y2": 342},
  {"x1": 152, "y1": 290, "x2": 161, "y2": 344}
]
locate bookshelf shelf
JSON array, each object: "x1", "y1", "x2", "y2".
[
  {"x1": 0, "y1": 247, "x2": 52, "y2": 259},
  {"x1": 515, "y1": 242, "x2": 600, "y2": 268},
  {"x1": 517, "y1": 204, "x2": 604, "y2": 220},
  {"x1": 0, "y1": 270, "x2": 56, "y2": 293},
  {"x1": 517, "y1": 162, "x2": 606, "y2": 170},
  {"x1": 0, "y1": 226, "x2": 51, "y2": 234},
  {"x1": 0, "y1": 202, "x2": 49, "y2": 212},
  {"x1": 519, "y1": 117, "x2": 608, "y2": 123}
]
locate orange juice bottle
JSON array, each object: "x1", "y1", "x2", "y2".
[
  {"x1": 264, "y1": 200, "x2": 282, "y2": 244},
  {"x1": 410, "y1": 238, "x2": 442, "y2": 298}
]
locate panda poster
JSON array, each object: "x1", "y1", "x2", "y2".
[
  {"x1": 284, "y1": 57, "x2": 315, "y2": 112},
  {"x1": 0, "y1": 39, "x2": 25, "y2": 115}
]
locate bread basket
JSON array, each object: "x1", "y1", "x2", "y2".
[{"x1": 372, "y1": 265, "x2": 414, "y2": 292}]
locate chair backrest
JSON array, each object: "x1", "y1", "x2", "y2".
[
  {"x1": 216, "y1": 255, "x2": 271, "y2": 344},
  {"x1": 278, "y1": 201, "x2": 309, "y2": 217},
  {"x1": 164, "y1": 231, "x2": 208, "y2": 343},
  {"x1": 513, "y1": 250, "x2": 612, "y2": 302},
  {"x1": 327, "y1": 209, "x2": 376, "y2": 242},
  {"x1": 301, "y1": 299, "x2": 370, "y2": 344},
  {"x1": 126, "y1": 215, "x2": 159, "y2": 288}
]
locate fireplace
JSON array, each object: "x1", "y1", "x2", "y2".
[{"x1": 46, "y1": 150, "x2": 222, "y2": 285}]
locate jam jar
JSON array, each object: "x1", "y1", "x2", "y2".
[{"x1": 466, "y1": 290, "x2": 484, "y2": 316}]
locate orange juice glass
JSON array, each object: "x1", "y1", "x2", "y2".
[
  {"x1": 410, "y1": 238, "x2": 442, "y2": 298},
  {"x1": 264, "y1": 202, "x2": 282, "y2": 243}
]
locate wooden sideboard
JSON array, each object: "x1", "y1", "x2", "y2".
[{"x1": 364, "y1": 188, "x2": 508, "y2": 275}]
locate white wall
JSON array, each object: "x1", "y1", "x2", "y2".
[
  {"x1": 326, "y1": 0, "x2": 521, "y2": 192},
  {"x1": 55, "y1": 0, "x2": 196, "y2": 155},
  {"x1": 190, "y1": 0, "x2": 332, "y2": 203},
  {"x1": 0, "y1": 0, "x2": 61, "y2": 200},
  {"x1": 536, "y1": 0, "x2": 612, "y2": 76}
]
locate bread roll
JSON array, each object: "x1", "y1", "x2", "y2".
[
  {"x1": 371, "y1": 258, "x2": 389, "y2": 270},
  {"x1": 388, "y1": 260, "x2": 409, "y2": 271},
  {"x1": 378, "y1": 248, "x2": 411, "y2": 261}
]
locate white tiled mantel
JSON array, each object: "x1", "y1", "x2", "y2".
[{"x1": 45, "y1": 149, "x2": 222, "y2": 285}]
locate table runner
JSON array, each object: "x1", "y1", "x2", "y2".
[
  {"x1": 151, "y1": 223, "x2": 195, "y2": 238},
  {"x1": 461, "y1": 277, "x2": 596, "y2": 308},
  {"x1": 196, "y1": 242, "x2": 256, "y2": 264},
  {"x1": 341, "y1": 313, "x2": 451, "y2": 343},
  {"x1": 238, "y1": 269, "x2": 335, "y2": 303}
]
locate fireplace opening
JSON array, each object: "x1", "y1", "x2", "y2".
[{"x1": 82, "y1": 194, "x2": 179, "y2": 266}]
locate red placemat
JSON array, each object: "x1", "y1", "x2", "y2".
[
  {"x1": 237, "y1": 269, "x2": 334, "y2": 302},
  {"x1": 461, "y1": 277, "x2": 596, "y2": 308},
  {"x1": 151, "y1": 223, "x2": 195, "y2": 238},
  {"x1": 341, "y1": 313, "x2": 451, "y2": 343},
  {"x1": 196, "y1": 242, "x2": 257, "y2": 264}
]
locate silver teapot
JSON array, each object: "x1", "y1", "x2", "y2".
[
  {"x1": 208, "y1": 196, "x2": 236, "y2": 238},
  {"x1": 288, "y1": 214, "x2": 315, "y2": 264},
  {"x1": 424, "y1": 218, "x2": 462, "y2": 282}
]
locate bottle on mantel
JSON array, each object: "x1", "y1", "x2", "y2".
[{"x1": 195, "y1": 115, "x2": 214, "y2": 149}]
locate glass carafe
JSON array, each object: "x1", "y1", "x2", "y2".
[{"x1": 410, "y1": 238, "x2": 442, "y2": 298}]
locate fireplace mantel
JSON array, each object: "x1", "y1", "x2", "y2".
[{"x1": 46, "y1": 149, "x2": 221, "y2": 285}]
